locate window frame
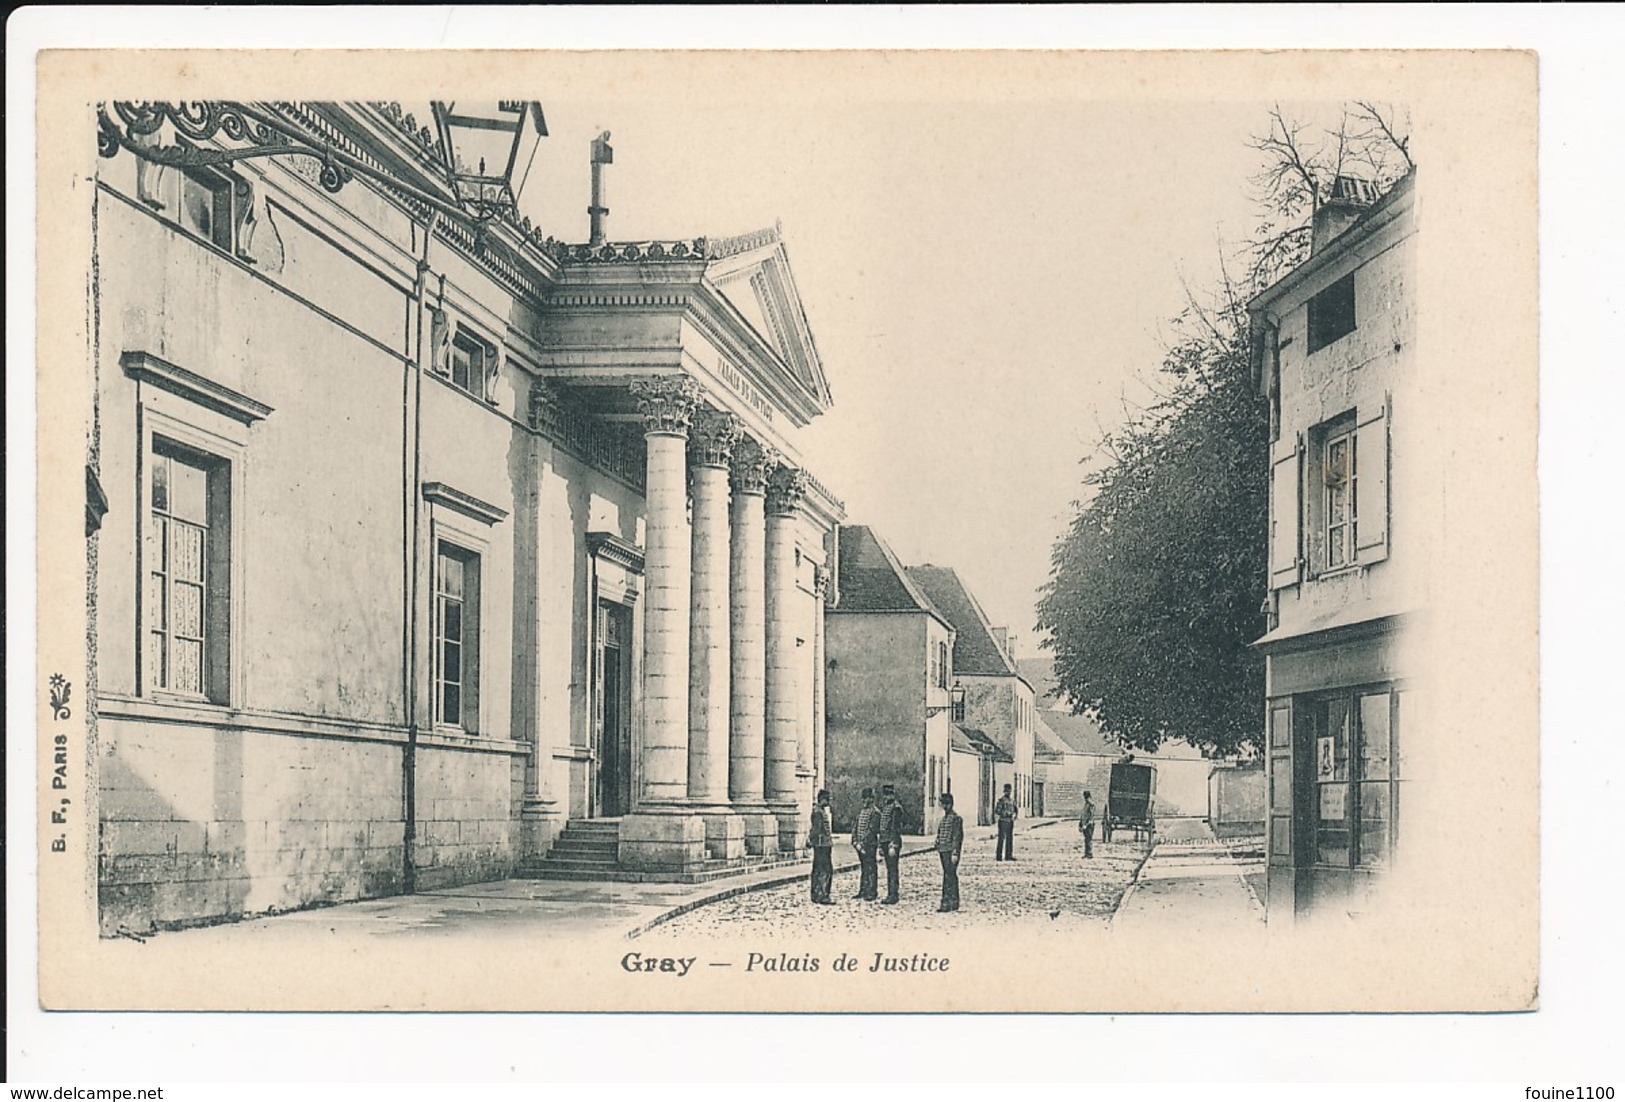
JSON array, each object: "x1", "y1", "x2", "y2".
[
  {"x1": 175, "y1": 166, "x2": 241, "y2": 254},
  {"x1": 432, "y1": 537, "x2": 483, "y2": 735},
  {"x1": 1307, "y1": 411, "x2": 1360, "y2": 578},
  {"x1": 137, "y1": 406, "x2": 246, "y2": 707},
  {"x1": 448, "y1": 326, "x2": 498, "y2": 402},
  {"x1": 1304, "y1": 685, "x2": 1401, "y2": 872}
]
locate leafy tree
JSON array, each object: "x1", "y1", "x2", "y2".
[{"x1": 1036, "y1": 104, "x2": 1410, "y2": 758}]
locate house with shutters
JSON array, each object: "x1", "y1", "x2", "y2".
[{"x1": 1248, "y1": 170, "x2": 1420, "y2": 922}]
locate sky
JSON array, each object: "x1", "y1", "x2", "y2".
[{"x1": 517, "y1": 76, "x2": 1273, "y2": 656}]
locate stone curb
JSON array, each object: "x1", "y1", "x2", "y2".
[
  {"x1": 1107, "y1": 841, "x2": 1159, "y2": 930},
  {"x1": 625, "y1": 818, "x2": 1060, "y2": 939}
]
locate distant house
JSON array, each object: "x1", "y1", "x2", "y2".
[
  {"x1": 907, "y1": 567, "x2": 1037, "y2": 819},
  {"x1": 949, "y1": 725, "x2": 1012, "y2": 826},
  {"x1": 824, "y1": 525, "x2": 956, "y2": 834},
  {"x1": 1018, "y1": 656, "x2": 1213, "y2": 821}
]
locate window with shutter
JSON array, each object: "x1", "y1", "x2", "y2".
[
  {"x1": 1354, "y1": 397, "x2": 1391, "y2": 565},
  {"x1": 1268, "y1": 436, "x2": 1303, "y2": 589}
]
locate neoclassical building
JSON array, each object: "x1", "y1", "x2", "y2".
[{"x1": 88, "y1": 100, "x2": 843, "y2": 933}]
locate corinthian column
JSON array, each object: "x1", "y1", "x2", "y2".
[
  {"x1": 729, "y1": 438, "x2": 778, "y2": 856},
  {"x1": 765, "y1": 463, "x2": 809, "y2": 854},
  {"x1": 616, "y1": 377, "x2": 707, "y2": 872},
  {"x1": 687, "y1": 409, "x2": 744, "y2": 860}
]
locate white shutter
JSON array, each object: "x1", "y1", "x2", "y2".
[
  {"x1": 1355, "y1": 397, "x2": 1391, "y2": 564},
  {"x1": 1269, "y1": 434, "x2": 1303, "y2": 589}
]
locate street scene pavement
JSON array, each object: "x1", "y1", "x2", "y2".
[
  {"x1": 1111, "y1": 819, "x2": 1265, "y2": 934},
  {"x1": 640, "y1": 818, "x2": 1149, "y2": 940}
]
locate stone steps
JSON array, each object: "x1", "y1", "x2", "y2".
[{"x1": 517, "y1": 817, "x2": 811, "y2": 883}]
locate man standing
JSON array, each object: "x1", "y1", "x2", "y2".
[
  {"x1": 936, "y1": 792, "x2": 964, "y2": 912},
  {"x1": 994, "y1": 783, "x2": 1018, "y2": 861},
  {"x1": 877, "y1": 784, "x2": 905, "y2": 904},
  {"x1": 851, "y1": 788, "x2": 880, "y2": 901},
  {"x1": 1079, "y1": 790, "x2": 1096, "y2": 860},
  {"x1": 808, "y1": 789, "x2": 835, "y2": 904}
]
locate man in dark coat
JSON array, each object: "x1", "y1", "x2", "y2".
[
  {"x1": 808, "y1": 789, "x2": 835, "y2": 904},
  {"x1": 994, "y1": 783, "x2": 1018, "y2": 861},
  {"x1": 936, "y1": 792, "x2": 965, "y2": 912},
  {"x1": 851, "y1": 788, "x2": 880, "y2": 901},
  {"x1": 877, "y1": 784, "x2": 906, "y2": 904},
  {"x1": 1079, "y1": 790, "x2": 1096, "y2": 860}
]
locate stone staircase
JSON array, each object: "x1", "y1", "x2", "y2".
[
  {"x1": 515, "y1": 818, "x2": 811, "y2": 884},
  {"x1": 517, "y1": 819, "x2": 623, "y2": 881}
]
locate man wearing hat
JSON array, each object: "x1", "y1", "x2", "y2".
[
  {"x1": 877, "y1": 784, "x2": 906, "y2": 904},
  {"x1": 935, "y1": 791, "x2": 964, "y2": 912},
  {"x1": 851, "y1": 788, "x2": 881, "y2": 901},
  {"x1": 807, "y1": 789, "x2": 835, "y2": 904}
]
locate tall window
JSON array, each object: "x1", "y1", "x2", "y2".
[
  {"x1": 1323, "y1": 427, "x2": 1357, "y2": 570},
  {"x1": 1311, "y1": 690, "x2": 1399, "y2": 869},
  {"x1": 147, "y1": 440, "x2": 230, "y2": 700},
  {"x1": 434, "y1": 542, "x2": 482, "y2": 732},
  {"x1": 936, "y1": 641, "x2": 949, "y2": 689}
]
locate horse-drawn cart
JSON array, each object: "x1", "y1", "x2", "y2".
[{"x1": 1102, "y1": 759, "x2": 1156, "y2": 843}]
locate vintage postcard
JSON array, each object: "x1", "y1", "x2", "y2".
[{"x1": 30, "y1": 47, "x2": 1537, "y2": 1014}]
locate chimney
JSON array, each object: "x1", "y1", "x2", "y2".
[
  {"x1": 991, "y1": 627, "x2": 1016, "y2": 661},
  {"x1": 1311, "y1": 175, "x2": 1381, "y2": 254},
  {"x1": 588, "y1": 131, "x2": 613, "y2": 247}
]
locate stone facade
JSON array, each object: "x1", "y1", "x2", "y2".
[
  {"x1": 1249, "y1": 171, "x2": 1421, "y2": 923},
  {"x1": 90, "y1": 101, "x2": 843, "y2": 933}
]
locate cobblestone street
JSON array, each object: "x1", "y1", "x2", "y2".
[{"x1": 639, "y1": 820, "x2": 1149, "y2": 939}]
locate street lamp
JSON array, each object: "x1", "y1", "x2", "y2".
[
  {"x1": 432, "y1": 101, "x2": 547, "y2": 224},
  {"x1": 927, "y1": 682, "x2": 967, "y2": 719}
]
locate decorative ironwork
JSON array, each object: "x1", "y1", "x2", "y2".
[
  {"x1": 708, "y1": 222, "x2": 782, "y2": 260},
  {"x1": 527, "y1": 381, "x2": 646, "y2": 493},
  {"x1": 97, "y1": 101, "x2": 355, "y2": 195}
]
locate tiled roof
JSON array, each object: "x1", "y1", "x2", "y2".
[
  {"x1": 953, "y1": 725, "x2": 1013, "y2": 763},
  {"x1": 1041, "y1": 710, "x2": 1121, "y2": 757},
  {"x1": 834, "y1": 525, "x2": 947, "y2": 622},
  {"x1": 905, "y1": 565, "x2": 1019, "y2": 677}
]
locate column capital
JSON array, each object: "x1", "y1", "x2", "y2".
[
  {"x1": 527, "y1": 379, "x2": 570, "y2": 435},
  {"x1": 631, "y1": 375, "x2": 705, "y2": 437},
  {"x1": 766, "y1": 464, "x2": 809, "y2": 516},
  {"x1": 690, "y1": 408, "x2": 743, "y2": 469},
  {"x1": 730, "y1": 437, "x2": 779, "y2": 496}
]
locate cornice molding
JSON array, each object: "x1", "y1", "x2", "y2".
[
  {"x1": 587, "y1": 530, "x2": 646, "y2": 575},
  {"x1": 120, "y1": 351, "x2": 274, "y2": 424},
  {"x1": 422, "y1": 481, "x2": 509, "y2": 525}
]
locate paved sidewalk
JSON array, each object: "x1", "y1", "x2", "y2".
[
  {"x1": 108, "y1": 819, "x2": 1066, "y2": 947},
  {"x1": 1111, "y1": 821, "x2": 1264, "y2": 934}
]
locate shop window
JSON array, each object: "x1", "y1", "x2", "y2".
[
  {"x1": 147, "y1": 439, "x2": 231, "y2": 701},
  {"x1": 1307, "y1": 272, "x2": 1357, "y2": 353},
  {"x1": 1309, "y1": 689, "x2": 1399, "y2": 870},
  {"x1": 434, "y1": 541, "x2": 482, "y2": 733}
]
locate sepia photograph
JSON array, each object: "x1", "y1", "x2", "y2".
[{"x1": 17, "y1": 10, "x2": 1612, "y2": 1084}]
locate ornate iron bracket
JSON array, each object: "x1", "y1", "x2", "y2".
[{"x1": 96, "y1": 100, "x2": 499, "y2": 229}]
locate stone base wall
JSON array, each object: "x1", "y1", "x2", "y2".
[
  {"x1": 411, "y1": 746, "x2": 525, "y2": 891},
  {"x1": 97, "y1": 714, "x2": 526, "y2": 935}
]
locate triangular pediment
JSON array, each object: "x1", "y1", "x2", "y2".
[{"x1": 705, "y1": 227, "x2": 834, "y2": 412}]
